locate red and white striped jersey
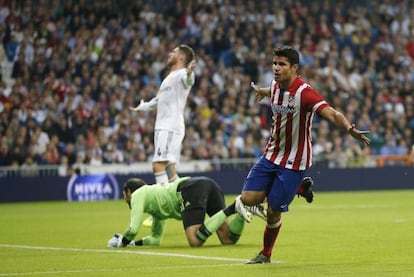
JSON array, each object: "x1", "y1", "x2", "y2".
[{"x1": 263, "y1": 76, "x2": 329, "y2": 170}]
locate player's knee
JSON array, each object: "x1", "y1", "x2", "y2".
[
  {"x1": 240, "y1": 191, "x2": 265, "y2": 206},
  {"x1": 188, "y1": 239, "x2": 203, "y2": 247},
  {"x1": 267, "y1": 207, "x2": 281, "y2": 223},
  {"x1": 187, "y1": 234, "x2": 204, "y2": 247}
]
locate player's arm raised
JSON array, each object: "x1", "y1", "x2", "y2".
[
  {"x1": 129, "y1": 97, "x2": 158, "y2": 112},
  {"x1": 251, "y1": 82, "x2": 271, "y2": 102},
  {"x1": 182, "y1": 59, "x2": 196, "y2": 88},
  {"x1": 319, "y1": 106, "x2": 371, "y2": 146}
]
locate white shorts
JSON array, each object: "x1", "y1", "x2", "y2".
[{"x1": 153, "y1": 130, "x2": 184, "y2": 164}]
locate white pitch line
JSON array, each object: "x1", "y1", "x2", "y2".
[
  {"x1": 0, "y1": 243, "x2": 246, "y2": 262},
  {"x1": 0, "y1": 264, "x2": 244, "y2": 276},
  {"x1": 0, "y1": 269, "x2": 123, "y2": 276}
]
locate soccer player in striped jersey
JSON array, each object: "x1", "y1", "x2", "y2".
[
  {"x1": 130, "y1": 45, "x2": 196, "y2": 227},
  {"x1": 241, "y1": 45, "x2": 371, "y2": 264}
]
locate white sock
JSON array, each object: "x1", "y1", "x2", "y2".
[
  {"x1": 169, "y1": 174, "x2": 179, "y2": 182},
  {"x1": 155, "y1": 171, "x2": 169, "y2": 185}
]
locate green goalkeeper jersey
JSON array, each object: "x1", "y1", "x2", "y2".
[{"x1": 123, "y1": 177, "x2": 190, "y2": 245}]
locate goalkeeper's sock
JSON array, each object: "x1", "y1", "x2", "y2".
[
  {"x1": 223, "y1": 202, "x2": 236, "y2": 216},
  {"x1": 155, "y1": 171, "x2": 168, "y2": 185},
  {"x1": 261, "y1": 219, "x2": 282, "y2": 258},
  {"x1": 228, "y1": 214, "x2": 245, "y2": 243},
  {"x1": 196, "y1": 210, "x2": 227, "y2": 243}
]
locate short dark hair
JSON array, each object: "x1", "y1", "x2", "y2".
[
  {"x1": 273, "y1": 45, "x2": 299, "y2": 66},
  {"x1": 123, "y1": 178, "x2": 147, "y2": 193},
  {"x1": 178, "y1": 44, "x2": 195, "y2": 65}
]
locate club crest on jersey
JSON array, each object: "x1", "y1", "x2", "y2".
[{"x1": 288, "y1": 95, "x2": 295, "y2": 108}]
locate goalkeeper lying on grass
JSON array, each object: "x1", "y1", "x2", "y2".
[{"x1": 108, "y1": 176, "x2": 266, "y2": 248}]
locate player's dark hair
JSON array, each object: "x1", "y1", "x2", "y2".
[
  {"x1": 273, "y1": 45, "x2": 299, "y2": 66},
  {"x1": 123, "y1": 178, "x2": 147, "y2": 193},
  {"x1": 178, "y1": 44, "x2": 195, "y2": 65}
]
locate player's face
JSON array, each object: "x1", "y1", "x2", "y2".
[
  {"x1": 272, "y1": 56, "x2": 297, "y2": 88},
  {"x1": 167, "y1": 47, "x2": 180, "y2": 67}
]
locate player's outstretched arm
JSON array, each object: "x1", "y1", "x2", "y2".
[
  {"x1": 129, "y1": 97, "x2": 159, "y2": 112},
  {"x1": 320, "y1": 107, "x2": 371, "y2": 146},
  {"x1": 251, "y1": 82, "x2": 271, "y2": 102},
  {"x1": 182, "y1": 59, "x2": 196, "y2": 88}
]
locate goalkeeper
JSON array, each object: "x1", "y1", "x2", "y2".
[{"x1": 108, "y1": 176, "x2": 265, "y2": 247}]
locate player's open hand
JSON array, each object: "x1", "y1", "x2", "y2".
[
  {"x1": 129, "y1": 99, "x2": 147, "y2": 112},
  {"x1": 251, "y1": 82, "x2": 267, "y2": 102},
  {"x1": 348, "y1": 124, "x2": 371, "y2": 146}
]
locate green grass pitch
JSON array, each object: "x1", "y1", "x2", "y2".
[{"x1": 1, "y1": 190, "x2": 413, "y2": 277}]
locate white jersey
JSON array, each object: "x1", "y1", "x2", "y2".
[{"x1": 154, "y1": 68, "x2": 194, "y2": 134}]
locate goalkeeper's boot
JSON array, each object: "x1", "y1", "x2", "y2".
[
  {"x1": 245, "y1": 252, "x2": 271, "y2": 264},
  {"x1": 142, "y1": 216, "x2": 153, "y2": 227},
  {"x1": 245, "y1": 205, "x2": 267, "y2": 221},
  {"x1": 296, "y1": 176, "x2": 314, "y2": 203},
  {"x1": 235, "y1": 195, "x2": 252, "y2": 223}
]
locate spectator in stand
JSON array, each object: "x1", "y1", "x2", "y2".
[{"x1": 0, "y1": 0, "x2": 413, "y2": 172}]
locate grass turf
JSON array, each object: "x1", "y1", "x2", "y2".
[{"x1": 0, "y1": 190, "x2": 413, "y2": 277}]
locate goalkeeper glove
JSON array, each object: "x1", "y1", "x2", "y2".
[{"x1": 107, "y1": 233, "x2": 127, "y2": 248}]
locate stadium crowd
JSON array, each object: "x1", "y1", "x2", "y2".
[{"x1": 0, "y1": 0, "x2": 414, "y2": 175}]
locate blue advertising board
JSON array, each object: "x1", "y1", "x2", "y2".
[{"x1": 66, "y1": 174, "x2": 119, "y2": 201}]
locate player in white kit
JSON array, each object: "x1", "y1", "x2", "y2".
[{"x1": 130, "y1": 44, "x2": 196, "y2": 226}]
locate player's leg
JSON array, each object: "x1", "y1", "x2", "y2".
[
  {"x1": 143, "y1": 159, "x2": 168, "y2": 227},
  {"x1": 179, "y1": 177, "x2": 213, "y2": 246},
  {"x1": 152, "y1": 161, "x2": 168, "y2": 184},
  {"x1": 166, "y1": 132, "x2": 184, "y2": 182},
  {"x1": 143, "y1": 131, "x2": 171, "y2": 227},
  {"x1": 247, "y1": 167, "x2": 305, "y2": 264},
  {"x1": 215, "y1": 214, "x2": 246, "y2": 245},
  {"x1": 179, "y1": 177, "x2": 243, "y2": 246},
  {"x1": 183, "y1": 205, "x2": 247, "y2": 246},
  {"x1": 152, "y1": 130, "x2": 180, "y2": 185},
  {"x1": 240, "y1": 156, "x2": 276, "y2": 206},
  {"x1": 183, "y1": 211, "x2": 205, "y2": 247},
  {"x1": 203, "y1": 180, "x2": 247, "y2": 244}
]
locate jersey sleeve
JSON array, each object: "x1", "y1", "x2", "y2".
[
  {"x1": 301, "y1": 87, "x2": 329, "y2": 115},
  {"x1": 180, "y1": 71, "x2": 195, "y2": 89},
  {"x1": 123, "y1": 191, "x2": 146, "y2": 241},
  {"x1": 141, "y1": 218, "x2": 166, "y2": 246}
]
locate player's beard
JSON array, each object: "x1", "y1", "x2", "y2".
[{"x1": 167, "y1": 56, "x2": 176, "y2": 68}]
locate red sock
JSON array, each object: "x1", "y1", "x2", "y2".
[
  {"x1": 296, "y1": 184, "x2": 304, "y2": 194},
  {"x1": 261, "y1": 221, "x2": 282, "y2": 257}
]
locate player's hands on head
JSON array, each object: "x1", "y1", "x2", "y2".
[{"x1": 187, "y1": 60, "x2": 196, "y2": 74}]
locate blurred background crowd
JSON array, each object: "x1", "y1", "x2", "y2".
[{"x1": 0, "y1": 0, "x2": 414, "y2": 176}]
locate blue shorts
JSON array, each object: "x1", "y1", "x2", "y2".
[{"x1": 242, "y1": 157, "x2": 306, "y2": 212}]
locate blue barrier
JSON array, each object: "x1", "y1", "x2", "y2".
[{"x1": 0, "y1": 167, "x2": 413, "y2": 203}]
